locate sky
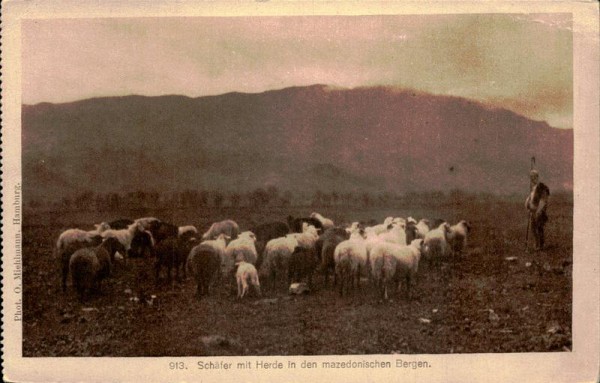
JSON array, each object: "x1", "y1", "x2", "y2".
[{"x1": 22, "y1": 13, "x2": 573, "y2": 129}]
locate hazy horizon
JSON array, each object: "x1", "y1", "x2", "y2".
[{"x1": 22, "y1": 14, "x2": 573, "y2": 129}]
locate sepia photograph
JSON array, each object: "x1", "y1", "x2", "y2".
[{"x1": 2, "y1": 1, "x2": 599, "y2": 382}]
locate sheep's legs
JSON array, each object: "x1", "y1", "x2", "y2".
[
  {"x1": 61, "y1": 259, "x2": 69, "y2": 293},
  {"x1": 237, "y1": 279, "x2": 243, "y2": 298},
  {"x1": 154, "y1": 260, "x2": 162, "y2": 286}
]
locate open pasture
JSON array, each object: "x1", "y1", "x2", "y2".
[{"x1": 22, "y1": 197, "x2": 572, "y2": 356}]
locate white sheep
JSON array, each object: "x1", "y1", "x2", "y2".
[
  {"x1": 415, "y1": 219, "x2": 431, "y2": 239},
  {"x1": 202, "y1": 219, "x2": 240, "y2": 241},
  {"x1": 101, "y1": 222, "x2": 145, "y2": 259},
  {"x1": 195, "y1": 233, "x2": 230, "y2": 276},
  {"x1": 370, "y1": 239, "x2": 425, "y2": 300},
  {"x1": 310, "y1": 212, "x2": 335, "y2": 230},
  {"x1": 225, "y1": 231, "x2": 258, "y2": 268},
  {"x1": 447, "y1": 220, "x2": 472, "y2": 257},
  {"x1": 345, "y1": 221, "x2": 361, "y2": 234},
  {"x1": 260, "y1": 235, "x2": 299, "y2": 286},
  {"x1": 334, "y1": 230, "x2": 368, "y2": 295},
  {"x1": 55, "y1": 223, "x2": 111, "y2": 291},
  {"x1": 378, "y1": 222, "x2": 407, "y2": 245},
  {"x1": 236, "y1": 261, "x2": 261, "y2": 298},
  {"x1": 368, "y1": 217, "x2": 394, "y2": 235},
  {"x1": 55, "y1": 222, "x2": 110, "y2": 257},
  {"x1": 289, "y1": 224, "x2": 319, "y2": 250},
  {"x1": 422, "y1": 222, "x2": 452, "y2": 266},
  {"x1": 178, "y1": 225, "x2": 198, "y2": 237}
]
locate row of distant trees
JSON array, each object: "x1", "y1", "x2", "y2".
[{"x1": 22, "y1": 187, "x2": 540, "y2": 213}]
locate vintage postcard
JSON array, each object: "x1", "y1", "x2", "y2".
[{"x1": 2, "y1": 1, "x2": 599, "y2": 382}]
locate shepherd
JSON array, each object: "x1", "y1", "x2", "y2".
[{"x1": 525, "y1": 161, "x2": 550, "y2": 251}]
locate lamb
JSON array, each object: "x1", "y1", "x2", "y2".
[
  {"x1": 288, "y1": 246, "x2": 319, "y2": 289},
  {"x1": 101, "y1": 222, "x2": 145, "y2": 260},
  {"x1": 422, "y1": 222, "x2": 452, "y2": 266},
  {"x1": 260, "y1": 235, "x2": 299, "y2": 287},
  {"x1": 370, "y1": 239, "x2": 425, "y2": 300},
  {"x1": 187, "y1": 239, "x2": 223, "y2": 299},
  {"x1": 447, "y1": 220, "x2": 472, "y2": 257},
  {"x1": 154, "y1": 235, "x2": 198, "y2": 284},
  {"x1": 202, "y1": 219, "x2": 240, "y2": 241},
  {"x1": 68, "y1": 237, "x2": 125, "y2": 301},
  {"x1": 310, "y1": 212, "x2": 335, "y2": 230},
  {"x1": 334, "y1": 229, "x2": 368, "y2": 296},
  {"x1": 236, "y1": 261, "x2": 261, "y2": 299},
  {"x1": 225, "y1": 231, "x2": 258, "y2": 268}
]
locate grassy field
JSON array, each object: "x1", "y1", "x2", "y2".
[{"x1": 22, "y1": 197, "x2": 572, "y2": 356}]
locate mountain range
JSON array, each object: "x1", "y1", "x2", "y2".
[{"x1": 22, "y1": 84, "x2": 573, "y2": 201}]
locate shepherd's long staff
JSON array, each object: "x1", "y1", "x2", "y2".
[{"x1": 525, "y1": 156, "x2": 536, "y2": 251}]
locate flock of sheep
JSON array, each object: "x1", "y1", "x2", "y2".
[{"x1": 54, "y1": 213, "x2": 471, "y2": 302}]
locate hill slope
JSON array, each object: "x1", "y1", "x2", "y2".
[{"x1": 22, "y1": 85, "x2": 573, "y2": 201}]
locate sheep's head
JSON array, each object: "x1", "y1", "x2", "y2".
[
  {"x1": 462, "y1": 220, "x2": 472, "y2": 233},
  {"x1": 310, "y1": 212, "x2": 318, "y2": 218},
  {"x1": 407, "y1": 217, "x2": 417, "y2": 225},
  {"x1": 128, "y1": 222, "x2": 145, "y2": 233},
  {"x1": 442, "y1": 223, "x2": 452, "y2": 236},
  {"x1": 216, "y1": 233, "x2": 231, "y2": 241},
  {"x1": 304, "y1": 224, "x2": 317, "y2": 235},
  {"x1": 95, "y1": 222, "x2": 110, "y2": 233}
]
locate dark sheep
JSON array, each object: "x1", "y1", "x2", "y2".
[
  {"x1": 187, "y1": 243, "x2": 221, "y2": 299},
  {"x1": 406, "y1": 221, "x2": 418, "y2": 244},
  {"x1": 60, "y1": 235, "x2": 103, "y2": 293},
  {"x1": 108, "y1": 218, "x2": 134, "y2": 230},
  {"x1": 288, "y1": 246, "x2": 319, "y2": 289},
  {"x1": 319, "y1": 229, "x2": 349, "y2": 286},
  {"x1": 153, "y1": 235, "x2": 198, "y2": 284},
  {"x1": 287, "y1": 215, "x2": 324, "y2": 233},
  {"x1": 129, "y1": 230, "x2": 155, "y2": 258},
  {"x1": 251, "y1": 221, "x2": 290, "y2": 268},
  {"x1": 314, "y1": 227, "x2": 349, "y2": 262},
  {"x1": 147, "y1": 221, "x2": 179, "y2": 244},
  {"x1": 68, "y1": 237, "x2": 125, "y2": 301}
]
